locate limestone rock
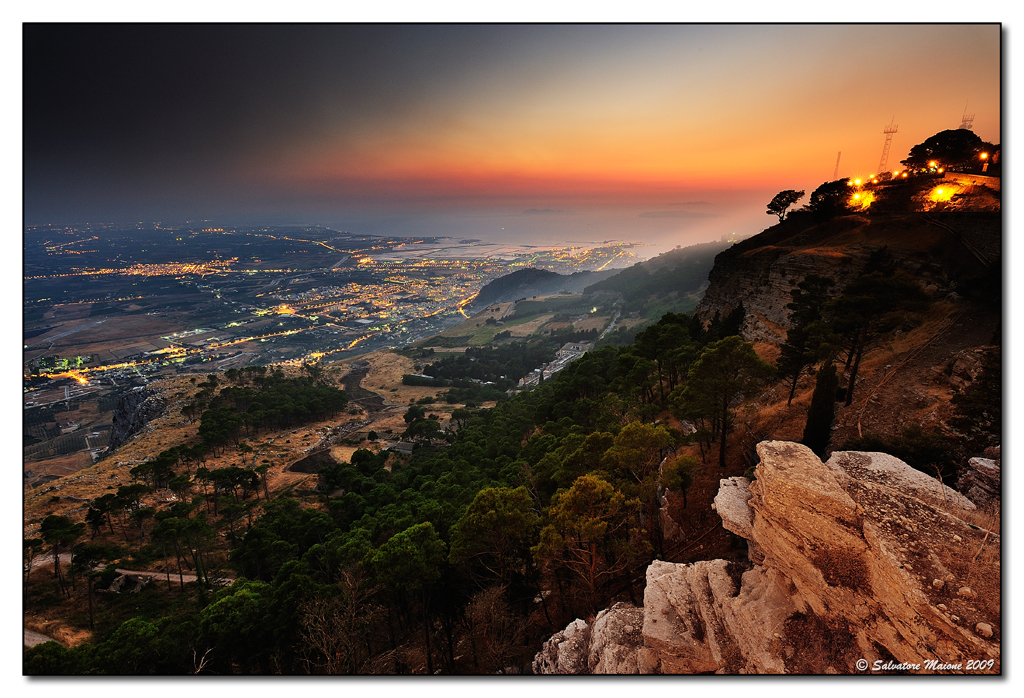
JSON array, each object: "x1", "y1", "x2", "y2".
[
  {"x1": 694, "y1": 224, "x2": 872, "y2": 343},
  {"x1": 534, "y1": 441, "x2": 1000, "y2": 674},
  {"x1": 532, "y1": 618, "x2": 591, "y2": 674},
  {"x1": 659, "y1": 492, "x2": 684, "y2": 546},
  {"x1": 826, "y1": 450, "x2": 975, "y2": 512},
  {"x1": 958, "y1": 456, "x2": 1000, "y2": 507},
  {"x1": 714, "y1": 477, "x2": 754, "y2": 539},
  {"x1": 587, "y1": 603, "x2": 644, "y2": 673},
  {"x1": 104, "y1": 387, "x2": 167, "y2": 455},
  {"x1": 104, "y1": 573, "x2": 151, "y2": 594},
  {"x1": 945, "y1": 347, "x2": 992, "y2": 390}
]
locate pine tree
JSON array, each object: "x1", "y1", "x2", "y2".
[
  {"x1": 802, "y1": 362, "x2": 839, "y2": 458},
  {"x1": 777, "y1": 275, "x2": 835, "y2": 405}
]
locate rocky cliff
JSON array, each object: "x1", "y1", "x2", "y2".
[
  {"x1": 534, "y1": 441, "x2": 999, "y2": 674},
  {"x1": 103, "y1": 386, "x2": 167, "y2": 455},
  {"x1": 694, "y1": 211, "x2": 993, "y2": 344}
]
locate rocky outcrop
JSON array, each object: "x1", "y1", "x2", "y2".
[
  {"x1": 692, "y1": 212, "x2": 988, "y2": 344},
  {"x1": 957, "y1": 450, "x2": 1000, "y2": 507},
  {"x1": 944, "y1": 346, "x2": 997, "y2": 391},
  {"x1": 532, "y1": 603, "x2": 647, "y2": 674},
  {"x1": 535, "y1": 441, "x2": 1000, "y2": 674},
  {"x1": 532, "y1": 618, "x2": 591, "y2": 674},
  {"x1": 104, "y1": 387, "x2": 167, "y2": 454}
]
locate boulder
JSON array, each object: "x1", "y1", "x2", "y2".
[
  {"x1": 532, "y1": 618, "x2": 591, "y2": 674},
  {"x1": 714, "y1": 477, "x2": 754, "y2": 539},
  {"x1": 957, "y1": 456, "x2": 1000, "y2": 507},
  {"x1": 104, "y1": 573, "x2": 151, "y2": 594},
  {"x1": 587, "y1": 602, "x2": 644, "y2": 673}
]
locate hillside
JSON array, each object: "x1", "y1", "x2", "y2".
[
  {"x1": 583, "y1": 239, "x2": 732, "y2": 301},
  {"x1": 696, "y1": 210, "x2": 998, "y2": 344},
  {"x1": 470, "y1": 267, "x2": 619, "y2": 307}
]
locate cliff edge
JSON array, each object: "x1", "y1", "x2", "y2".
[{"x1": 534, "y1": 441, "x2": 999, "y2": 674}]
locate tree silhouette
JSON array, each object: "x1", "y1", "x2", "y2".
[
  {"x1": 901, "y1": 129, "x2": 996, "y2": 172},
  {"x1": 40, "y1": 515, "x2": 85, "y2": 597},
  {"x1": 777, "y1": 274, "x2": 836, "y2": 405},
  {"x1": 826, "y1": 266, "x2": 928, "y2": 406},
  {"x1": 801, "y1": 362, "x2": 839, "y2": 458},
  {"x1": 448, "y1": 486, "x2": 539, "y2": 587},
  {"x1": 767, "y1": 189, "x2": 805, "y2": 222},
  {"x1": 805, "y1": 178, "x2": 852, "y2": 223}
]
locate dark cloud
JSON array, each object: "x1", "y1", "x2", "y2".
[{"x1": 638, "y1": 210, "x2": 719, "y2": 219}]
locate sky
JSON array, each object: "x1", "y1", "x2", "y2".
[{"x1": 23, "y1": 23, "x2": 1001, "y2": 254}]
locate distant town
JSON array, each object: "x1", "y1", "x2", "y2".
[{"x1": 23, "y1": 224, "x2": 637, "y2": 404}]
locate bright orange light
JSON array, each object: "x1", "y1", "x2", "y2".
[
  {"x1": 980, "y1": 152, "x2": 989, "y2": 159},
  {"x1": 871, "y1": 179, "x2": 878, "y2": 184},
  {"x1": 854, "y1": 179, "x2": 862, "y2": 186},
  {"x1": 850, "y1": 191, "x2": 874, "y2": 209},
  {"x1": 928, "y1": 185, "x2": 957, "y2": 203},
  {"x1": 937, "y1": 168, "x2": 944, "y2": 173},
  {"x1": 929, "y1": 161, "x2": 937, "y2": 168},
  {"x1": 902, "y1": 173, "x2": 908, "y2": 178}
]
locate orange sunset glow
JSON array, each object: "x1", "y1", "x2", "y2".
[{"x1": 24, "y1": 23, "x2": 1001, "y2": 253}]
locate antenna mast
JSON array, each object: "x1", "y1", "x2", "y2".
[
  {"x1": 959, "y1": 103, "x2": 975, "y2": 130},
  {"x1": 877, "y1": 118, "x2": 898, "y2": 174},
  {"x1": 833, "y1": 151, "x2": 842, "y2": 180}
]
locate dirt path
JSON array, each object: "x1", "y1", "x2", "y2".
[
  {"x1": 25, "y1": 629, "x2": 55, "y2": 648},
  {"x1": 28, "y1": 554, "x2": 233, "y2": 586},
  {"x1": 341, "y1": 361, "x2": 388, "y2": 414}
]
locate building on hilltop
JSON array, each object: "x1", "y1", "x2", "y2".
[{"x1": 558, "y1": 342, "x2": 593, "y2": 356}]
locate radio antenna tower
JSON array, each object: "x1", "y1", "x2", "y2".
[
  {"x1": 959, "y1": 103, "x2": 975, "y2": 130},
  {"x1": 833, "y1": 151, "x2": 842, "y2": 180},
  {"x1": 877, "y1": 118, "x2": 898, "y2": 174}
]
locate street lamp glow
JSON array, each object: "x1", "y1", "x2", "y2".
[{"x1": 980, "y1": 152, "x2": 989, "y2": 159}]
